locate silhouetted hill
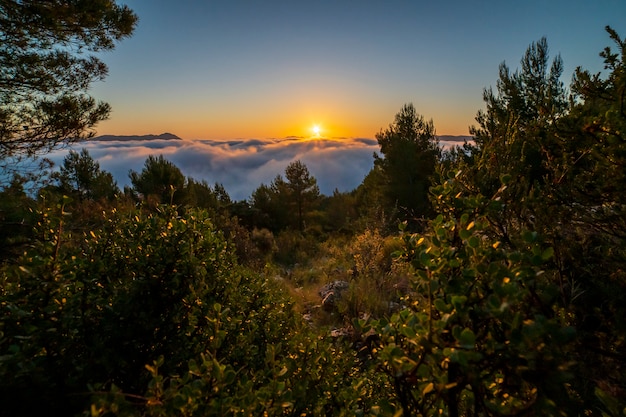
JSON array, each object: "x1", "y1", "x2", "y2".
[{"x1": 92, "y1": 133, "x2": 182, "y2": 142}]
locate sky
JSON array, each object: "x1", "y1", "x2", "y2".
[
  {"x1": 44, "y1": 1, "x2": 626, "y2": 201},
  {"x1": 92, "y1": 0, "x2": 626, "y2": 140}
]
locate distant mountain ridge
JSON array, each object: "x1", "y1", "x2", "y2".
[
  {"x1": 437, "y1": 135, "x2": 473, "y2": 143},
  {"x1": 92, "y1": 133, "x2": 181, "y2": 141},
  {"x1": 90, "y1": 133, "x2": 472, "y2": 143}
]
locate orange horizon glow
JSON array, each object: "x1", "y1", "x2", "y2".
[
  {"x1": 94, "y1": 120, "x2": 472, "y2": 140},
  {"x1": 96, "y1": 104, "x2": 473, "y2": 140},
  {"x1": 94, "y1": 76, "x2": 477, "y2": 140},
  {"x1": 87, "y1": 2, "x2": 622, "y2": 147}
]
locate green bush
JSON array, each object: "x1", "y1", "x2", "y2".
[
  {"x1": 273, "y1": 229, "x2": 319, "y2": 266},
  {"x1": 1, "y1": 202, "x2": 376, "y2": 416},
  {"x1": 359, "y1": 175, "x2": 577, "y2": 416}
]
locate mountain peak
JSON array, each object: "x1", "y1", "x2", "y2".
[{"x1": 92, "y1": 133, "x2": 182, "y2": 142}]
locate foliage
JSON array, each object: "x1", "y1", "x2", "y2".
[
  {"x1": 1, "y1": 203, "x2": 342, "y2": 415},
  {"x1": 184, "y1": 177, "x2": 219, "y2": 209},
  {"x1": 129, "y1": 155, "x2": 187, "y2": 205},
  {"x1": 52, "y1": 148, "x2": 119, "y2": 201},
  {"x1": 3, "y1": 14, "x2": 626, "y2": 416},
  {"x1": 456, "y1": 28, "x2": 626, "y2": 410},
  {"x1": 250, "y1": 160, "x2": 321, "y2": 234},
  {"x1": 552, "y1": 26, "x2": 626, "y2": 410},
  {"x1": 363, "y1": 174, "x2": 576, "y2": 416},
  {"x1": 250, "y1": 181, "x2": 290, "y2": 232},
  {"x1": 320, "y1": 188, "x2": 359, "y2": 233},
  {"x1": 0, "y1": 175, "x2": 37, "y2": 260},
  {"x1": 215, "y1": 215, "x2": 273, "y2": 269},
  {"x1": 374, "y1": 103, "x2": 440, "y2": 229},
  {"x1": 185, "y1": 179, "x2": 232, "y2": 213},
  {"x1": 330, "y1": 229, "x2": 405, "y2": 320},
  {"x1": 283, "y1": 160, "x2": 321, "y2": 231},
  {"x1": 466, "y1": 36, "x2": 567, "y2": 205},
  {"x1": 358, "y1": 29, "x2": 626, "y2": 416},
  {"x1": 273, "y1": 229, "x2": 319, "y2": 266},
  {"x1": 0, "y1": 0, "x2": 136, "y2": 160},
  {"x1": 562, "y1": 25, "x2": 626, "y2": 233},
  {"x1": 353, "y1": 165, "x2": 398, "y2": 233},
  {"x1": 89, "y1": 327, "x2": 377, "y2": 417}
]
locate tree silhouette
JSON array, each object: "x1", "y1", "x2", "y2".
[
  {"x1": 0, "y1": 1, "x2": 136, "y2": 161},
  {"x1": 284, "y1": 160, "x2": 320, "y2": 232},
  {"x1": 53, "y1": 148, "x2": 118, "y2": 201},
  {"x1": 374, "y1": 103, "x2": 440, "y2": 228},
  {"x1": 130, "y1": 155, "x2": 186, "y2": 205}
]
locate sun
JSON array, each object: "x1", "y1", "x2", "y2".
[{"x1": 311, "y1": 124, "x2": 321, "y2": 137}]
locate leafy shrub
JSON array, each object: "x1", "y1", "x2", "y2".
[
  {"x1": 273, "y1": 229, "x2": 318, "y2": 265},
  {"x1": 1, "y1": 203, "x2": 364, "y2": 415},
  {"x1": 0, "y1": 178, "x2": 37, "y2": 261},
  {"x1": 331, "y1": 229, "x2": 410, "y2": 322},
  {"x1": 361, "y1": 175, "x2": 577, "y2": 416},
  {"x1": 90, "y1": 328, "x2": 375, "y2": 416}
]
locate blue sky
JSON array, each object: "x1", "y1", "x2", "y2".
[
  {"x1": 55, "y1": 0, "x2": 626, "y2": 201},
  {"x1": 92, "y1": 0, "x2": 626, "y2": 140}
]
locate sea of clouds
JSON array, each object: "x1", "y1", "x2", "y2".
[{"x1": 46, "y1": 136, "x2": 470, "y2": 201}]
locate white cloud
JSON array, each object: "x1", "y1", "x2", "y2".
[
  {"x1": 46, "y1": 136, "x2": 471, "y2": 201},
  {"x1": 46, "y1": 137, "x2": 376, "y2": 201}
]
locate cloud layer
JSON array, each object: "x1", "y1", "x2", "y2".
[{"x1": 47, "y1": 136, "x2": 470, "y2": 201}]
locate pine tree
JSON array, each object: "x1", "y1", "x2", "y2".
[
  {"x1": 374, "y1": 103, "x2": 440, "y2": 229},
  {"x1": 0, "y1": 1, "x2": 136, "y2": 161}
]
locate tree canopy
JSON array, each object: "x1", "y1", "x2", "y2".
[
  {"x1": 129, "y1": 155, "x2": 186, "y2": 205},
  {"x1": 284, "y1": 160, "x2": 320, "y2": 231},
  {"x1": 52, "y1": 148, "x2": 118, "y2": 201},
  {"x1": 374, "y1": 103, "x2": 440, "y2": 228},
  {"x1": 250, "y1": 160, "x2": 320, "y2": 233},
  {"x1": 0, "y1": 0, "x2": 137, "y2": 160}
]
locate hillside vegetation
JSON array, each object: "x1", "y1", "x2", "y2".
[{"x1": 1, "y1": 27, "x2": 625, "y2": 416}]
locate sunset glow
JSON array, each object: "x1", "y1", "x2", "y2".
[{"x1": 89, "y1": 2, "x2": 624, "y2": 141}]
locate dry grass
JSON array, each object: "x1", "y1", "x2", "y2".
[{"x1": 270, "y1": 230, "x2": 413, "y2": 329}]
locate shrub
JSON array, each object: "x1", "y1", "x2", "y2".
[
  {"x1": 361, "y1": 175, "x2": 577, "y2": 416},
  {"x1": 273, "y1": 229, "x2": 318, "y2": 265}
]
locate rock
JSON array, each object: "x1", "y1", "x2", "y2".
[
  {"x1": 388, "y1": 301, "x2": 403, "y2": 313},
  {"x1": 318, "y1": 280, "x2": 350, "y2": 311},
  {"x1": 330, "y1": 327, "x2": 353, "y2": 338}
]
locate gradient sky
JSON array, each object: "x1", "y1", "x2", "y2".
[{"x1": 92, "y1": 0, "x2": 626, "y2": 140}]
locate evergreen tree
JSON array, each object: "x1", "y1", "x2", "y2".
[
  {"x1": 129, "y1": 155, "x2": 186, "y2": 205},
  {"x1": 250, "y1": 161, "x2": 320, "y2": 233},
  {"x1": 284, "y1": 160, "x2": 320, "y2": 232},
  {"x1": 213, "y1": 182, "x2": 232, "y2": 207},
  {"x1": 53, "y1": 148, "x2": 118, "y2": 201},
  {"x1": 250, "y1": 180, "x2": 289, "y2": 232},
  {"x1": 321, "y1": 188, "x2": 358, "y2": 233},
  {"x1": 551, "y1": 27, "x2": 626, "y2": 409},
  {"x1": 185, "y1": 178, "x2": 219, "y2": 210},
  {"x1": 374, "y1": 103, "x2": 440, "y2": 229},
  {"x1": 0, "y1": 1, "x2": 136, "y2": 160}
]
